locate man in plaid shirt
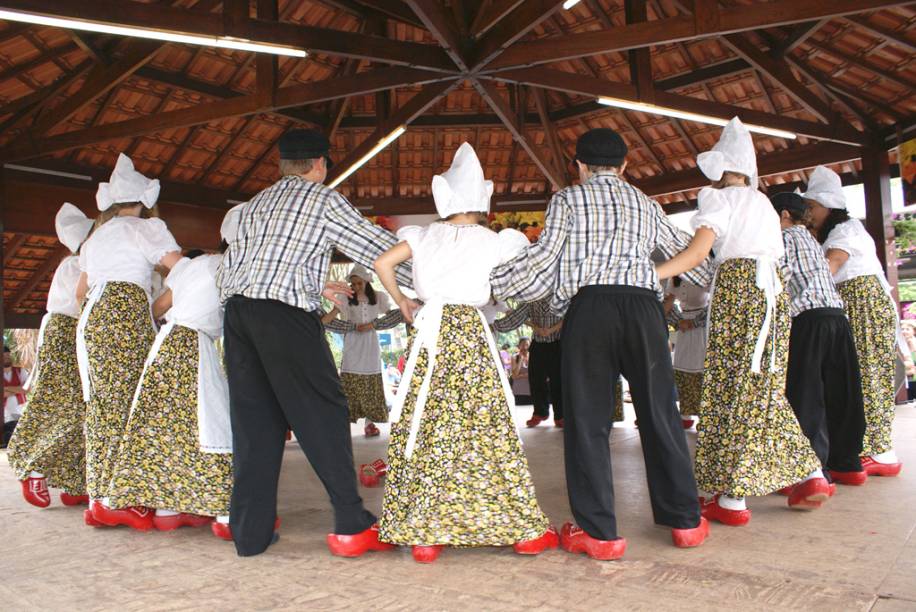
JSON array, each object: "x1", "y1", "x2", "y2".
[
  {"x1": 771, "y1": 192, "x2": 866, "y2": 484},
  {"x1": 491, "y1": 128, "x2": 711, "y2": 559},
  {"x1": 217, "y1": 129, "x2": 407, "y2": 558}
]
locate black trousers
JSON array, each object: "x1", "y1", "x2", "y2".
[
  {"x1": 786, "y1": 307, "x2": 865, "y2": 472},
  {"x1": 562, "y1": 285, "x2": 700, "y2": 540},
  {"x1": 529, "y1": 340, "x2": 562, "y2": 419},
  {"x1": 224, "y1": 296, "x2": 375, "y2": 556}
]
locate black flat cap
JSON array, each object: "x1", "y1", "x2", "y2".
[
  {"x1": 769, "y1": 191, "x2": 807, "y2": 217},
  {"x1": 278, "y1": 129, "x2": 334, "y2": 167},
  {"x1": 575, "y1": 128, "x2": 628, "y2": 167}
]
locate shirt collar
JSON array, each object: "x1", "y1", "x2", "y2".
[{"x1": 586, "y1": 171, "x2": 621, "y2": 184}]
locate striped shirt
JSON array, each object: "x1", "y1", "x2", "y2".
[
  {"x1": 781, "y1": 225, "x2": 844, "y2": 317},
  {"x1": 493, "y1": 297, "x2": 563, "y2": 342},
  {"x1": 217, "y1": 176, "x2": 411, "y2": 311},
  {"x1": 490, "y1": 172, "x2": 711, "y2": 313}
]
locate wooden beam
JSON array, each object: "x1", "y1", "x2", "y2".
[
  {"x1": 861, "y1": 146, "x2": 897, "y2": 292},
  {"x1": 0, "y1": 0, "x2": 456, "y2": 72},
  {"x1": 484, "y1": 0, "x2": 910, "y2": 70},
  {"x1": 772, "y1": 19, "x2": 826, "y2": 56},
  {"x1": 3, "y1": 234, "x2": 27, "y2": 266},
  {"x1": 723, "y1": 34, "x2": 836, "y2": 123},
  {"x1": 783, "y1": 54, "x2": 879, "y2": 130},
  {"x1": 654, "y1": 58, "x2": 750, "y2": 91},
  {"x1": 805, "y1": 39, "x2": 916, "y2": 92},
  {"x1": 351, "y1": 0, "x2": 426, "y2": 28},
  {"x1": 0, "y1": 67, "x2": 454, "y2": 161},
  {"x1": 470, "y1": 0, "x2": 526, "y2": 38},
  {"x1": 8, "y1": 245, "x2": 68, "y2": 309},
  {"x1": 0, "y1": 42, "x2": 79, "y2": 84},
  {"x1": 487, "y1": 67, "x2": 870, "y2": 145},
  {"x1": 403, "y1": 0, "x2": 470, "y2": 71},
  {"x1": 530, "y1": 86, "x2": 569, "y2": 186},
  {"x1": 255, "y1": 0, "x2": 278, "y2": 105},
  {"x1": 326, "y1": 79, "x2": 459, "y2": 186},
  {"x1": 474, "y1": 0, "x2": 567, "y2": 70},
  {"x1": 793, "y1": 56, "x2": 908, "y2": 122},
  {"x1": 0, "y1": 60, "x2": 94, "y2": 137},
  {"x1": 29, "y1": 39, "x2": 162, "y2": 136},
  {"x1": 473, "y1": 78, "x2": 564, "y2": 190},
  {"x1": 842, "y1": 15, "x2": 916, "y2": 55},
  {"x1": 625, "y1": 0, "x2": 654, "y2": 103}
]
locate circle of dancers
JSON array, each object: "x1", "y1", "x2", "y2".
[{"x1": 7, "y1": 117, "x2": 904, "y2": 563}]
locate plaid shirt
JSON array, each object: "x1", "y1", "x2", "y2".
[
  {"x1": 490, "y1": 172, "x2": 711, "y2": 314},
  {"x1": 493, "y1": 297, "x2": 563, "y2": 342},
  {"x1": 217, "y1": 176, "x2": 411, "y2": 311},
  {"x1": 781, "y1": 225, "x2": 844, "y2": 317}
]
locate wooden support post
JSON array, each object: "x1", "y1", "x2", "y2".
[
  {"x1": 1, "y1": 169, "x2": 6, "y2": 427},
  {"x1": 861, "y1": 146, "x2": 898, "y2": 303},
  {"x1": 625, "y1": 0, "x2": 654, "y2": 103}
]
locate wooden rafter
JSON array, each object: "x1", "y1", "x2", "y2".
[
  {"x1": 29, "y1": 39, "x2": 162, "y2": 136},
  {"x1": 327, "y1": 79, "x2": 459, "y2": 186},
  {"x1": 0, "y1": 0, "x2": 457, "y2": 72},
  {"x1": 3, "y1": 234, "x2": 28, "y2": 266},
  {"x1": 488, "y1": 67, "x2": 869, "y2": 145},
  {"x1": 485, "y1": 0, "x2": 910, "y2": 70},
  {"x1": 530, "y1": 86, "x2": 568, "y2": 186},
  {"x1": 404, "y1": 0, "x2": 469, "y2": 71},
  {"x1": 8, "y1": 245, "x2": 69, "y2": 309},
  {"x1": 0, "y1": 67, "x2": 454, "y2": 161},
  {"x1": 474, "y1": 0, "x2": 568, "y2": 70},
  {"x1": 0, "y1": 42, "x2": 78, "y2": 84},
  {"x1": 723, "y1": 33, "x2": 836, "y2": 123},
  {"x1": 842, "y1": 15, "x2": 916, "y2": 54},
  {"x1": 771, "y1": 19, "x2": 826, "y2": 56},
  {"x1": 804, "y1": 39, "x2": 916, "y2": 92},
  {"x1": 470, "y1": 0, "x2": 526, "y2": 38},
  {"x1": 473, "y1": 78, "x2": 564, "y2": 190}
]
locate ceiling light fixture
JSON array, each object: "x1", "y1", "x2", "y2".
[
  {"x1": 597, "y1": 96, "x2": 797, "y2": 140},
  {"x1": 562, "y1": 0, "x2": 582, "y2": 9},
  {"x1": 0, "y1": 9, "x2": 307, "y2": 57},
  {"x1": 328, "y1": 126, "x2": 407, "y2": 189}
]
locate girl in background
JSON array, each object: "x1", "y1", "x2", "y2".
[{"x1": 323, "y1": 265, "x2": 393, "y2": 437}]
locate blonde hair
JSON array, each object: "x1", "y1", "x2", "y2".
[
  {"x1": 95, "y1": 202, "x2": 160, "y2": 228},
  {"x1": 711, "y1": 171, "x2": 751, "y2": 189}
]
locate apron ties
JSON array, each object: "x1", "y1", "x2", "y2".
[
  {"x1": 76, "y1": 281, "x2": 108, "y2": 403},
  {"x1": 876, "y1": 274, "x2": 909, "y2": 358}
]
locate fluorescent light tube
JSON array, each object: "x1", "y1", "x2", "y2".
[
  {"x1": 328, "y1": 126, "x2": 406, "y2": 189},
  {"x1": 563, "y1": 0, "x2": 582, "y2": 9},
  {"x1": 597, "y1": 96, "x2": 797, "y2": 140},
  {"x1": 0, "y1": 9, "x2": 307, "y2": 57}
]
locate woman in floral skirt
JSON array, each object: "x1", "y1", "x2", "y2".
[
  {"x1": 8, "y1": 203, "x2": 94, "y2": 508},
  {"x1": 374, "y1": 143, "x2": 556, "y2": 563},
  {"x1": 804, "y1": 165, "x2": 903, "y2": 477},
  {"x1": 656, "y1": 118, "x2": 826, "y2": 526},
  {"x1": 106, "y1": 206, "x2": 236, "y2": 534},
  {"x1": 76, "y1": 153, "x2": 182, "y2": 530}
]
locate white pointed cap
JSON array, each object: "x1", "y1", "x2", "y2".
[
  {"x1": 54, "y1": 202, "x2": 93, "y2": 253},
  {"x1": 431, "y1": 142, "x2": 494, "y2": 218},
  {"x1": 95, "y1": 153, "x2": 161, "y2": 211},
  {"x1": 800, "y1": 165, "x2": 846, "y2": 210},
  {"x1": 348, "y1": 264, "x2": 372, "y2": 281},
  {"x1": 696, "y1": 117, "x2": 758, "y2": 188},
  {"x1": 220, "y1": 204, "x2": 244, "y2": 243}
]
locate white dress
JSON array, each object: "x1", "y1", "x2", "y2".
[
  {"x1": 666, "y1": 282, "x2": 709, "y2": 374},
  {"x1": 339, "y1": 293, "x2": 391, "y2": 376}
]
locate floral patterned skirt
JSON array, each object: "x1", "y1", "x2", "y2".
[
  {"x1": 108, "y1": 325, "x2": 232, "y2": 516},
  {"x1": 695, "y1": 259, "x2": 820, "y2": 497},
  {"x1": 379, "y1": 305, "x2": 550, "y2": 546},
  {"x1": 675, "y1": 371, "x2": 703, "y2": 417},
  {"x1": 837, "y1": 275, "x2": 897, "y2": 455},
  {"x1": 7, "y1": 314, "x2": 86, "y2": 494},
  {"x1": 341, "y1": 372, "x2": 388, "y2": 423},
  {"x1": 83, "y1": 282, "x2": 156, "y2": 499}
]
